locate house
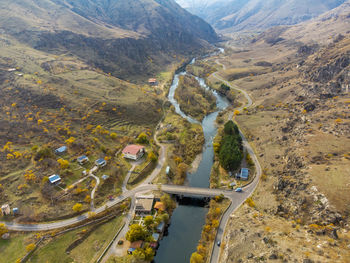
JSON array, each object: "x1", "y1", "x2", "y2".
[
  {"x1": 95, "y1": 158, "x2": 107, "y2": 167},
  {"x1": 156, "y1": 221, "x2": 165, "y2": 233},
  {"x1": 152, "y1": 233, "x2": 160, "y2": 242},
  {"x1": 122, "y1": 145, "x2": 145, "y2": 160},
  {"x1": 128, "y1": 240, "x2": 143, "y2": 254},
  {"x1": 49, "y1": 174, "x2": 61, "y2": 185},
  {"x1": 238, "y1": 168, "x2": 249, "y2": 181},
  {"x1": 102, "y1": 175, "x2": 109, "y2": 180},
  {"x1": 55, "y1": 146, "x2": 67, "y2": 155},
  {"x1": 148, "y1": 78, "x2": 158, "y2": 86},
  {"x1": 154, "y1": 202, "x2": 166, "y2": 212},
  {"x1": 135, "y1": 194, "x2": 154, "y2": 215},
  {"x1": 1, "y1": 204, "x2": 11, "y2": 216},
  {"x1": 77, "y1": 155, "x2": 89, "y2": 165}
]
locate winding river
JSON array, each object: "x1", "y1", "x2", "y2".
[{"x1": 154, "y1": 57, "x2": 229, "y2": 263}]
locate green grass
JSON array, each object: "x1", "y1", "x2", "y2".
[
  {"x1": 28, "y1": 216, "x2": 124, "y2": 263},
  {"x1": 0, "y1": 233, "x2": 33, "y2": 263}
]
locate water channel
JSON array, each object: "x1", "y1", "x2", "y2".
[{"x1": 154, "y1": 57, "x2": 229, "y2": 263}]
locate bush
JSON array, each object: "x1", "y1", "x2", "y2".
[{"x1": 34, "y1": 147, "x2": 53, "y2": 161}]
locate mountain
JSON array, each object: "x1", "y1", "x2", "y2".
[
  {"x1": 0, "y1": 0, "x2": 218, "y2": 79},
  {"x1": 176, "y1": 0, "x2": 347, "y2": 32}
]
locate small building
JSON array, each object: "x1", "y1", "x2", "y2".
[
  {"x1": 49, "y1": 174, "x2": 61, "y2": 185},
  {"x1": 122, "y1": 145, "x2": 145, "y2": 160},
  {"x1": 95, "y1": 158, "x2": 107, "y2": 167},
  {"x1": 130, "y1": 240, "x2": 144, "y2": 249},
  {"x1": 154, "y1": 202, "x2": 165, "y2": 212},
  {"x1": 156, "y1": 222, "x2": 165, "y2": 233},
  {"x1": 152, "y1": 233, "x2": 160, "y2": 242},
  {"x1": 148, "y1": 78, "x2": 158, "y2": 86},
  {"x1": 77, "y1": 155, "x2": 89, "y2": 165},
  {"x1": 1, "y1": 204, "x2": 11, "y2": 216},
  {"x1": 102, "y1": 175, "x2": 109, "y2": 180},
  {"x1": 2, "y1": 233, "x2": 10, "y2": 240},
  {"x1": 12, "y1": 208, "x2": 19, "y2": 215},
  {"x1": 135, "y1": 194, "x2": 154, "y2": 215},
  {"x1": 238, "y1": 168, "x2": 249, "y2": 181},
  {"x1": 149, "y1": 242, "x2": 158, "y2": 249},
  {"x1": 55, "y1": 146, "x2": 67, "y2": 155}
]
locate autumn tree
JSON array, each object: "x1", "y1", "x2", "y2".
[
  {"x1": 136, "y1": 132, "x2": 149, "y2": 144},
  {"x1": 26, "y1": 243, "x2": 36, "y2": 252},
  {"x1": 125, "y1": 224, "x2": 148, "y2": 242},
  {"x1": 57, "y1": 158, "x2": 69, "y2": 169},
  {"x1": 190, "y1": 252, "x2": 204, "y2": 263},
  {"x1": 72, "y1": 203, "x2": 83, "y2": 212},
  {"x1": 0, "y1": 223, "x2": 8, "y2": 236}
]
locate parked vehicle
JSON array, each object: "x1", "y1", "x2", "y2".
[
  {"x1": 235, "y1": 187, "x2": 243, "y2": 192},
  {"x1": 217, "y1": 241, "x2": 221, "y2": 247}
]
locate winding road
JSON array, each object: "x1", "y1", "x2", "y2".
[{"x1": 1, "y1": 54, "x2": 261, "y2": 263}]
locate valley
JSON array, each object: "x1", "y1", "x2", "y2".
[{"x1": 1, "y1": 0, "x2": 350, "y2": 263}]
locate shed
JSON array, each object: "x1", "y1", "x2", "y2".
[
  {"x1": 1, "y1": 204, "x2": 11, "y2": 216},
  {"x1": 12, "y1": 208, "x2": 19, "y2": 215},
  {"x1": 130, "y1": 240, "x2": 143, "y2": 249},
  {"x1": 102, "y1": 175, "x2": 109, "y2": 180},
  {"x1": 152, "y1": 233, "x2": 160, "y2": 242},
  {"x1": 77, "y1": 155, "x2": 89, "y2": 165},
  {"x1": 166, "y1": 166, "x2": 170, "y2": 175},
  {"x1": 239, "y1": 168, "x2": 249, "y2": 181},
  {"x1": 154, "y1": 202, "x2": 165, "y2": 212},
  {"x1": 156, "y1": 221, "x2": 165, "y2": 233},
  {"x1": 55, "y1": 146, "x2": 67, "y2": 155},
  {"x1": 95, "y1": 158, "x2": 107, "y2": 167},
  {"x1": 127, "y1": 248, "x2": 136, "y2": 255},
  {"x1": 49, "y1": 174, "x2": 61, "y2": 184},
  {"x1": 148, "y1": 78, "x2": 158, "y2": 86}
]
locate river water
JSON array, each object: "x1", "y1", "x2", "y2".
[{"x1": 154, "y1": 58, "x2": 229, "y2": 263}]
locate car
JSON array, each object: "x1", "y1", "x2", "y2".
[
  {"x1": 217, "y1": 241, "x2": 221, "y2": 247},
  {"x1": 235, "y1": 187, "x2": 243, "y2": 192}
]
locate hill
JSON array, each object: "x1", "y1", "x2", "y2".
[
  {"x1": 0, "y1": 0, "x2": 218, "y2": 79},
  {"x1": 176, "y1": 0, "x2": 346, "y2": 32}
]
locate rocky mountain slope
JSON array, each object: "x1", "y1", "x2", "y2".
[
  {"x1": 0, "y1": 0, "x2": 218, "y2": 79},
  {"x1": 176, "y1": 0, "x2": 347, "y2": 32}
]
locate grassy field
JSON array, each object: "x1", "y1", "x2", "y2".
[
  {"x1": 0, "y1": 232, "x2": 34, "y2": 263},
  {"x1": 28, "y1": 216, "x2": 124, "y2": 263}
]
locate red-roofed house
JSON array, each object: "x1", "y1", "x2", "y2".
[
  {"x1": 148, "y1": 78, "x2": 158, "y2": 86},
  {"x1": 122, "y1": 145, "x2": 145, "y2": 160}
]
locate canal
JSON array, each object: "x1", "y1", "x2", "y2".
[{"x1": 154, "y1": 57, "x2": 229, "y2": 263}]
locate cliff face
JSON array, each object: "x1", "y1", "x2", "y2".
[{"x1": 0, "y1": 0, "x2": 218, "y2": 79}]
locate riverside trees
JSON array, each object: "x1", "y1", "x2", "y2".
[{"x1": 218, "y1": 121, "x2": 243, "y2": 171}]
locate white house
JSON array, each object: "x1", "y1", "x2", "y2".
[{"x1": 122, "y1": 145, "x2": 145, "y2": 160}]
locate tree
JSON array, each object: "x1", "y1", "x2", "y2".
[
  {"x1": 0, "y1": 223, "x2": 8, "y2": 236},
  {"x1": 72, "y1": 203, "x2": 83, "y2": 212},
  {"x1": 136, "y1": 133, "x2": 149, "y2": 144},
  {"x1": 57, "y1": 158, "x2": 69, "y2": 169},
  {"x1": 148, "y1": 152, "x2": 157, "y2": 162},
  {"x1": 190, "y1": 252, "x2": 204, "y2": 263},
  {"x1": 144, "y1": 247, "x2": 155, "y2": 261},
  {"x1": 160, "y1": 194, "x2": 176, "y2": 212},
  {"x1": 26, "y1": 243, "x2": 36, "y2": 252},
  {"x1": 110, "y1": 132, "x2": 118, "y2": 139},
  {"x1": 223, "y1": 120, "x2": 239, "y2": 135},
  {"x1": 144, "y1": 215, "x2": 154, "y2": 228},
  {"x1": 125, "y1": 224, "x2": 148, "y2": 242}
]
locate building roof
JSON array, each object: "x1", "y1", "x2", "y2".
[
  {"x1": 122, "y1": 145, "x2": 145, "y2": 156},
  {"x1": 154, "y1": 202, "x2": 166, "y2": 211},
  {"x1": 49, "y1": 174, "x2": 61, "y2": 184},
  {"x1": 135, "y1": 195, "x2": 154, "y2": 212},
  {"x1": 152, "y1": 233, "x2": 160, "y2": 241},
  {"x1": 1, "y1": 204, "x2": 10, "y2": 212},
  {"x1": 148, "y1": 78, "x2": 157, "y2": 83},
  {"x1": 77, "y1": 155, "x2": 88, "y2": 162},
  {"x1": 96, "y1": 158, "x2": 106, "y2": 165},
  {"x1": 156, "y1": 222, "x2": 165, "y2": 232},
  {"x1": 130, "y1": 240, "x2": 143, "y2": 249},
  {"x1": 55, "y1": 146, "x2": 67, "y2": 153},
  {"x1": 240, "y1": 168, "x2": 249, "y2": 178}
]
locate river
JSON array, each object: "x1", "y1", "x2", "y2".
[{"x1": 154, "y1": 56, "x2": 229, "y2": 263}]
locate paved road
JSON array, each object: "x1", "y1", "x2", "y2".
[
  {"x1": 1, "y1": 55, "x2": 261, "y2": 263},
  {"x1": 209, "y1": 61, "x2": 260, "y2": 263},
  {"x1": 122, "y1": 164, "x2": 136, "y2": 193}
]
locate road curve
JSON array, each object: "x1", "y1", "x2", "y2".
[{"x1": 209, "y1": 63, "x2": 261, "y2": 263}]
